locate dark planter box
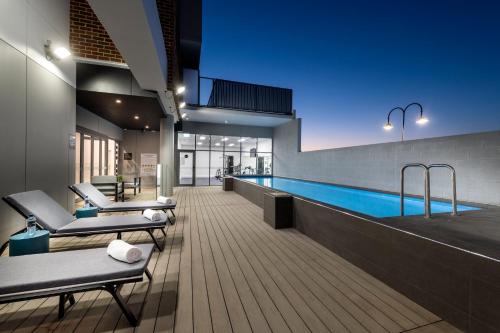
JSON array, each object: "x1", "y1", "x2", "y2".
[
  {"x1": 264, "y1": 192, "x2": 293, "y2": 229},
  {"x1": 222, "y1": 177, "x2": 234, "y2": 191}
]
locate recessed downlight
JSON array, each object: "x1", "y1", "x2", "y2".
[
  {"x1": 134, "y1": 115, "x2": 139, "y2": 120},
  {"x1": 115, "y1": 99, "x2": 122, "y2": 104},
  {"x1": 145, "y1": 125, "x2": 150, "y2": 129},
  {"x1": 199, "y1": 136, "x2": 206, "y2": 140},
  {"x1": 215, "y1": 143, "x2": 221, "y2": 146},
  {"x1": 222, "y1": 137, "x2": 228, "y2": 141},
  {"x1": 183, "y1": 133, "x2": 191, "y2": 138}
]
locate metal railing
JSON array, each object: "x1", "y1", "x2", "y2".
[
  {"x1": 199, "y1": 77, "x2": 293, "y2": 115},
  {"x1": 400, "y1": 163, "x2": 458, "y2": 218}
]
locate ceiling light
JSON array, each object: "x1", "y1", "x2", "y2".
[
  {"x1": 238, "y1": 138, "x2": 246, "y2": 142},
  {"x1": 115, "y1": 99, "x2": 122, "y2": 104},
  {"x1": 228, "y1": 143, "x2": 234, "y2": 147},
  {"x1": 133, "y1": 115, "x2": 139, "y2": 120},
  {"x1": 145, "y1": 125, "x2": 150, "y2": 129},
  {"x1": 416, "y1": 116, "x2": 429, "y2": 125},
  {"x1": 215, "y1": 143, "x2": 221, "y2": 146},
  {"x1": 224, "y1": 120, "x2": 228, "y2": 124},
  {"x1": 183, "y1": 133, "x2": 191, "y2": 138},
  {"x1": 181, "y1": 113, "x2": 187, "y2": 119},
  {"x1": 222, "y1": 137, "x2": 228, "y2": 141},
  {"x1": 185, "y1": 117, "x2": 189, "y2": 120},
  {"x1": 383, "y1": 122, "x2": 394, "y2": 131},
  {"x1": 199, "y1": 136, "x2": 206, "y2": 140},
  {"x1": 198, "y1": 142, "x2": 203, "y2": 145},
  {"x1": 176, "y1": 86, "x2": 186, "y2": 95},
  {"x1": 179, "y1": 101, "x2": 186, "y2": 109}
]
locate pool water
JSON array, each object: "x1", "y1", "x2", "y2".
[{"x1": 239, "y1": 176, "x2": 479, "y2": 218}]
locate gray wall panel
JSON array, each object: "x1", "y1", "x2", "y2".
[
  {"x1": 26, "y1": 59, "x2": 74, "y2": 210},
  {"x1": 76, "y1": 105, "x2": 123, "y2": 141},
  {"x1": 0, "y1": 40, "x2": 27, "y2": 243},
  {"x1": 273, "y1": 119, "x2": 500, "y2": 205},
  {"x1": 122, "y1": 130, "x2": 160, "y2": 187}
]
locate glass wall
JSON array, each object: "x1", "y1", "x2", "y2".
[
  {"x1": 177, "y1": 133, "x2": 273, "y2": 186},
  {"x1": 75, "y1": 130, "x2": 119, "y2": 184}
]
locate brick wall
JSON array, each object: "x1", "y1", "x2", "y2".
[
  {"x1": 69, "y1": 0, "x2": 125, "y2": 63},
  {"x1": 157, "y1": 0, "x2": 180, "y2": 90},
  {"x1": 69, "y1": 0, "x2": 180, "y2": 90}
]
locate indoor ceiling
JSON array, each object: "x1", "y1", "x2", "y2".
[{"x1": 76, "y1": 90, "x2": 164, "y2": 131}]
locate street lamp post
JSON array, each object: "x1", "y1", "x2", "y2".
[{"x1": 384, "y1": 102, "x2": 429, "y2": 141}]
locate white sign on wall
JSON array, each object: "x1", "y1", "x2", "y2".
[{"x1": 140, "y1": 153, "x2": 157, "y2": 176}]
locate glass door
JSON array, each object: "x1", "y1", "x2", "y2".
[{"x1": 179, "y1": 151, "x2": 194, "y2": 185}]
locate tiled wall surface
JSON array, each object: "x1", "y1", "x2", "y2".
[{"x1": 274, "y1": 119, "x2": 500, "y2": 205}]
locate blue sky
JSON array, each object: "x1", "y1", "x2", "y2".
[{"x1": 200, "y1": 0, "x2": 500, "y2": 150}]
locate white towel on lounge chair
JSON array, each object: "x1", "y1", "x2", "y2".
[
  {"x1": 107, "y1": 240, "x2": 143, "y2": 263},
  {"x1": 143, "y1": 209, "x2": 166, "y2": 222},
  {"x1": 157, "y1": 196, "x2": 173, "y2": 204}
]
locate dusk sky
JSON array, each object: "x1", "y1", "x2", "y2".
[{"x1": 200, "y1": 0, "x2": 500, "y2": 151}]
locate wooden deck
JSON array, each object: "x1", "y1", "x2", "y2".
[{"x1": 0, "y1": 187, "x2": 462, "y2": 333}]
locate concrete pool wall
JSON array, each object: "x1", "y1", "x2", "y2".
[
  {"x1": 233, "y1": 177, "x2": 500, "y2": 332},
  {"x1": 273, "y1": 119, "x2": 500, "y2": 206}
]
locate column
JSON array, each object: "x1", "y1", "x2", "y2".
[{"x1": 159, "y1": 115, "x2": 175, "y2": 196}]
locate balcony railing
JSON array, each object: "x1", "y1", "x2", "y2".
[{"x1": 198, "y1": 77, "x2": 293, "y2": 115}]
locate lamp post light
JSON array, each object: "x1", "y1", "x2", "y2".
[{"x1": 384, "y1": 102, "x2": 428, "y2": 141}]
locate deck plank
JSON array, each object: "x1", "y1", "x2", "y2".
[{"x1": 0, "y1": 186, "x2": 462, "y2": 333}]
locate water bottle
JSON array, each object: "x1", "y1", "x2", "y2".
[
  {"x1": 84, "y1": 195, "x2": 90, "y2": 208},
  {"x1": 26, "y1": 214, "x2": 37, "y2": 236}
]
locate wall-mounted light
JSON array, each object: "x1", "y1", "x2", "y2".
[
  {"x1": 179, "y1": 101, "x2": 186, "y2": 109},
  {"x1": 44, "y1": 40, "x2": 71, "y2": 61},
  {"x1": 176, "y1": 86, "x2": 186, "y2": 95}
]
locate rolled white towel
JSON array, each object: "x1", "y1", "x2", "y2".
[
  {"x1": 107, "y1": 240, "x2": 142, "y2": 263},
  {"x1": 143, "y1": 209, "x2": 167, "y2": 222},
  {"x1": 157, "y1": 196, "x2": 173, "y2": 204}
]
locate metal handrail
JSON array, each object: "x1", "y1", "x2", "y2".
[
  {"x1": 401, "y1": 163, "x2": 431, "y2": 218},
  {"x1": 428, "y1": 164, "x2": 458, "y2": 216}
]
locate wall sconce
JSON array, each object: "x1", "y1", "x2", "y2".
[{"x1": 44, "y1": 40, "x2": 71, "y2": 61}]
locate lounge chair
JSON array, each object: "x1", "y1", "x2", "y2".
[
  {"x1": 0, "y1": 244, "x2": 154, "y2": 326},
  {"x1": 92, "y1": 175, "x2": 125, "y2": 202},
  {"x1": 3, "y1": 190, "x2": 167, "y2": 251},
  {"x1": 69, "y1": 183, "x2": 176, "y2": 224}
]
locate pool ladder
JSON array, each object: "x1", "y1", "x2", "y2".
[{"x1": 400, "y1": 163, "x2": 457, "y2": 218}]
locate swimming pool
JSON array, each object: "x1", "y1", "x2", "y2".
[{"x1": 238, "y1": 176, "x2": 479, "y2": 218}]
